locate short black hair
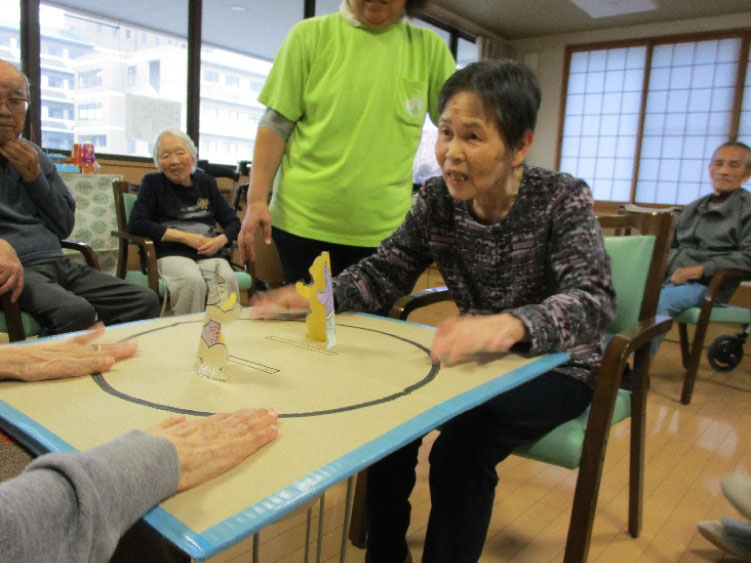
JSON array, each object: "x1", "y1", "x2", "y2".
[
  {"x1": 405, "y1": 0, "x2": 429, "y2": 16},
  {"x1": 438, "y1": 59, "x2": 541, "y2": 150},
  {"x1": 714, "y1": 141, "x2": 751, "y2": 169}
]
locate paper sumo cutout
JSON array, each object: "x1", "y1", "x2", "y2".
[
  {"x1": 295, "y1": 251, "x2": 337, "y2": 350},
  {"x1": 196, "y1": 274, "x2": 243, "y2": 381}
]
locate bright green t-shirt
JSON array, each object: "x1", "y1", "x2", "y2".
[{"x1": 260, "y1": 12, "x2": 456, "y2": 247}]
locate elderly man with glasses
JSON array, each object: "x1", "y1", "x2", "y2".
[{"x1": 0, "y1": 59, "x2": 160, "y2": 335}]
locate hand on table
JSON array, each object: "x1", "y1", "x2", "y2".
[
  {"x1": 145, "y1": 408, "x2": 279, "y2": 492},
  {"x1": 0, "y1": 139, "x2": 41, "y2": 183},
  {"x1": 197, "y1": 234, "x2": 229, "y2": 257},
  {"x1": 0, "y1": 325, "x2": 138, "y2": 382},
  {"x1": 238, "y1": 202, "x2": 272, "y2": 263},
  {"x1": 0, "y1": 238, "x2": 24, "y2": 302},
  {"x1": 431, "y1": 313, "x2": 528, "y2": 367},
  {"x1": 670, "y1": 265, "x2": 704, "y2": 285},
  {"x1": 249, "y1": 285, "x2": 310, "y2": 320}
]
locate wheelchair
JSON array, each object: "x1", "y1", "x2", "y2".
[{"x1": 708, "y1": 323, "x2": 750, "y2": 372}]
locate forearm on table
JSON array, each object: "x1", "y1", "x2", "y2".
[{"x1": 0, "y1": 431, "x2": 178, "y2": 562}]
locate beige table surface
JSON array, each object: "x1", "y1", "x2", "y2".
[{"x1": 0, "y1": 311, "x2": 567, "y2": 560}]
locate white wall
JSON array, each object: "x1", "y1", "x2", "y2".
[{"x1": 510, "y1": 12, "x2": 751, "y2": 169}]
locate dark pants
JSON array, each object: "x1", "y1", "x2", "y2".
[
  {"x1": 365, "y1": 371, "x2": 593, "y2": 563},
  {"x1": 272, "y1": 227, "x2": 378, "y2": 285},
  {"x1": 19, "y1": 258, "x2": 161, "y2": 335}
]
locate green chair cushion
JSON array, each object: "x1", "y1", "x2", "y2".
[
  {"x1": 675, "y1": 304, "x2": 751, "y2": 325},
  {"x1": 514, "y1": 389, "x2": 632, "y2": 469},
  {"x1": 0, "y1": 310, "x2": 42, "y2": 338},
  {"x1": 233, "y1": 271, "x2": 252, "y2": 291},
  {"x1": 125, "y1": 271, "x2": 165, "y2": 297}
]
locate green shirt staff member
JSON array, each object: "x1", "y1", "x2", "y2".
[{"x1": 238, "y1": 0, "x2": 456, "y2": 283}]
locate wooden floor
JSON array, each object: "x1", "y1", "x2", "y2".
[{"x1": 209, "y1": 318, "x2": 751, "y2": 563}]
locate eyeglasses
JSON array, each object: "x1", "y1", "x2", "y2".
[{"x1": 0, "y1": 97, "x2": 29, "y2": 113}]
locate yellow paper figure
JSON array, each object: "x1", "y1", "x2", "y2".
[
  {"x1": 196, "y1": 274, "x2": 243, "y2": 381},
  {"x1": 295, "y1": 251, "x2": 337, "y2": 349}
]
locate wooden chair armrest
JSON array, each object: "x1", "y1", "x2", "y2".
[
  {"x1": 1, "y1": 292, "x2": 25, "y2": 342},
  {"x1": 109, "y1": 230, "x2": 160, "y2": 294},
  {"x1": 704, "y1": 269, "x2": 751, "y2": 295},
  {"x1": 594, "y1": 314, "x2": 673, "y2": 395},
  {"x1": 690, "y1": 269, "x2": 751, "y2": 330},
  {"x1": 389, "y1": 286, "x2": 452, "y2": 320},
  {"x1": 61, "y1": 240, "x2": 100, "y2": 271}
]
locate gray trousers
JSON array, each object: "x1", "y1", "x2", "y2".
[
  {"x1": 157, "y1": 256, "x2": 239, "y2": 315},
  {"x1": 20, "y1": 258, "x2": 161, "y2": 335}
]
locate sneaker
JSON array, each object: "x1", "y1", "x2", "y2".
[
  {"x1": 697, "y1": 519, "x2": 751, "y2": 560},
  {"x1": 723, "y1": 472, "x2": 751, "y2": 520}
]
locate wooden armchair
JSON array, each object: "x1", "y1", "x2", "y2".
[
  {"x1": 0, "y1": 241, "x2": 101, "y2": 342},
  {"x1": 347, "y1": 211, "x2": 674, "y2": 563},
  {"x1": 110, "y1": 181, "x2": 252, "y2": 303}
]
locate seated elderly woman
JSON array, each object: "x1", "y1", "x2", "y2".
[
  {"x1": 128, "y1": 128, "x2": 241, "y2": 314},
  {"x1": 253, "y1": 59, "x2": 616, "y2": 562}
]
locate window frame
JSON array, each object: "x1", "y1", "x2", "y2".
[{"x1": 557, "y1": 28, "x2": 751, "y2": 209}]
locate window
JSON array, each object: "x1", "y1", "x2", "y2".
[
  {"x1": 149, "y1": 60, "x2": 160, "y2": 91},
  {"x1": 44, "y1": 43, "x2": 63, "y2": 56},
  {"x1": 456, "y1": 37, "x2": 477, "y2": 68},
  {"x1": 560, "y1": 46, "x2": 647, "y2": 202},
  {"x1": 38, "y1": 2, "x2": 188, "y2": 158},
  {"x1": 47, "y1": 106, "x2": 64, "y2": 119},
  {"x1": 47, "y1": 74, "x2": 64, "y2": 88},
  {"x1": 78, "y1": 134, "x2": 107, "y2": 147},
  {"x1": 559, "y1": 33, "x2": 751, "y2": 205},
  {"x1": 79, "y1": 102, "x2": 103, "y2": 120},
  {"x1": 79, "y1": 69, "x2": 102, "y2": 88},
  {"x1": 13, "y1": 0, "x2": 474, "y2": 165}
]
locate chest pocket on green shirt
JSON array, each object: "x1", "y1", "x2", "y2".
[{"x1": 396, "y1": 78, "x2": 428, "y2": 127}]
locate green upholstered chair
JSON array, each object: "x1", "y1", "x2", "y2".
[
  {"x1": 0, "y1": 241, "x2": 101, "y2": 342},
  {"x1": 673, "y1": 269, "x2": 751, "y2": 405},
  {"x1": 111, "y1": 181, "x2": 252, "y2": 304},
  {"x1": 347, "y1": 212, "x2": 674, "y2": 563}
]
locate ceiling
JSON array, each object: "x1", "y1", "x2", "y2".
[
  {"x1": 44, "y1": 0, "x2": 751, "y2": 61},
  {"x1": 430, "y1": 0, "x2": 751, "y2": 39}
]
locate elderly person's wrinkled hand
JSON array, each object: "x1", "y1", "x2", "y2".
[
  {"x1": 250, "y1": 285, "x2": 309, "y2": 320},
  {"x1": 0, "y1": 325, "x2": 138, "y2": 382},
  {"x1": 238, "y1": 202, "x2": 273, "y2": 263},
  {"x1": 0, "y1": 139, "x2": 40, "y2": 182},
  {"x1": 145, "y1": 408, "x2": 278, "y2": 492},
  {"x1": 197, "y1": 234, "x2": 229, "y2": 257},
  {"x1": 0, "y1": 238, "x2": 24, "y2": 302},
  {"x1": 430, "y1": 313, "x2": 528, "y2": 367},
  {"x1": 670, "y1": 265, "x2": 705, "y2": 285}
]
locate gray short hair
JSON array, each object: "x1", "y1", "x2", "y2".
[
  {"x1": 714, "y1": 141, "x2": 751, "y2": 170},
  {"x1": 152, "y1": 128, "x2": 198, "y2": 169}
]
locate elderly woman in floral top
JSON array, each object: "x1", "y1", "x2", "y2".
[{"x1": 253, "y1": 60, "x2": 615, "y2": 562}]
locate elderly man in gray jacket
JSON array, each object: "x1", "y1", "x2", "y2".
[
  {"x1": 652, "y1": 140, "x2": 751, "y2": 355},
  {"x1": 0, "y1": 59, "x2": 159, "y2": 334}
]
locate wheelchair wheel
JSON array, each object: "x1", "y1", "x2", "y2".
[{"x1": 708, "y1": 335, "x2": 744, "y2": 372}]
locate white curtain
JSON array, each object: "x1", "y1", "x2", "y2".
[{"x1": 477, "y1": 35, "x2": 514, "y2": 61}]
